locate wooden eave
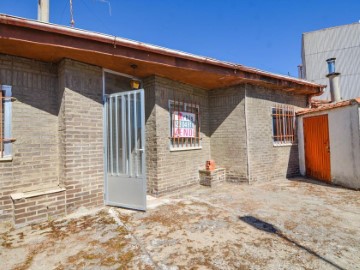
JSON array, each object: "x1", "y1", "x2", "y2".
[{"x1": 0, "y1": 15, "x2": 325, "y2": 94}]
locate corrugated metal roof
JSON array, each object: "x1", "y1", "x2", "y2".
[{"x1": 302, "y1": 23, "x2": 360, "y2": 100}]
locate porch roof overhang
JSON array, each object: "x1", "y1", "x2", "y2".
[{"x1": 0, "y1": 14, "x2": 325, "y2": 94}]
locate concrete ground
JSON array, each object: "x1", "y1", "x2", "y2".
[{"x1": 0, "y1": 177, "x2": 359, "y2": 270}]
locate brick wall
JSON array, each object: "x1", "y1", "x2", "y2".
[
  {"x1": 209, "y1": 85, "x2": 248, "y2": 182},
  {"x1": 150, "y1": 76, "x2": 211, "y2": 195},
  {"x1": 199, "y1": 168, "x2": 226, "y2": 187},
  {"x1": 0, "y1": 54, "x2": 309, "y2": 225},
  {"x1": 0, "y1": 56, "x2": 105, "y2": 225},
  {"x1": 13, "y1": 190, "x2": 66, "y2": 224},
  {"x1": 0, "y1": 55, "x2": 59, "y2": 223},
  {"x1": 143, "y1": 76, "x2": 158, "y2": 194},
  {"x1": 59, "y1": 59, "x2": 104, "y2": 213},
  {"x1": 245, "y1": 84, "x2": 307, "y2": 182}
]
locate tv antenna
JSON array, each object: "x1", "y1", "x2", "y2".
[
  {"x1": 70, "y1": 0, "x2": 75, "y2": 27},
  {"x1": 96, "y1": 0, "x2": 112, "y2": 16},
  {"x1": 68, "y1": 0, "x2": 112, "y2": 28}
]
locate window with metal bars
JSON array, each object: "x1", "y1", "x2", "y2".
[
  {"x1": 169, "y1": 99, "x2": 201, "y2": 150},
  {"x1": 272, "y1": 105, "x2": 296, "y2": 145},
  {"x1": 1, "y1": 85, "x2": 15, "y2": 159}
]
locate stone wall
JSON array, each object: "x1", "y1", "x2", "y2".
[{"x1": 245, "y1": 84, "x2": 307, "y2": 182}]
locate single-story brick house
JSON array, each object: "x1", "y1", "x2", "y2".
[{"x1": 0, "y1": 15, "x2": 324, "y2": 226}]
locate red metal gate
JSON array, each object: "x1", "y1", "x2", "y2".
[{"x1": 303, "y1": 115, "x2": 331, "y2": 182}]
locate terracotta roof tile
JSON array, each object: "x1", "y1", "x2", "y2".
[{"x1": 297, "y1": 97, "x2": 360, "y2": 116}]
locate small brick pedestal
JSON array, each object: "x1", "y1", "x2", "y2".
[{"x1": 199, "y1": 168, "x2": 226, "y2": 187}]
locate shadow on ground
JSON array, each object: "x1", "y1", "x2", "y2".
[{"x1": 1, "y1": 179, "x2": 359, "y2": 269}]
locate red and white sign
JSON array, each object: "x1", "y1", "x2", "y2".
[{"x1": 172, "y1": 111, "x2": 195, "y2": 138}]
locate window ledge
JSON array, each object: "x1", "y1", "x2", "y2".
[
  {"x1": 170, "y1": 146, "x2": 202, "y2": 152},
  {"x1": 11, "y1": 186, "x2": 66, "y2": 201},
  {"x1": 273, "y1": 143, "x2": 298, "y2": 147},
  {"x1": 0, "y1": 156, "x2": 12, "y2": 162}
]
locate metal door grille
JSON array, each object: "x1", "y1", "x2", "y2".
[
  {"x1": 106, "y1": 91, "x2": 144, "y2": 178},
  {"x1": 104, "y1": 88, "x2": 146, "y2": 210}
]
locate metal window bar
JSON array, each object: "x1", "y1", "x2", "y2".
[
  {"x1": 109, "y1": 97, "x2": 114, "y2": 174},
  {"x1": 122, "y1": 96, "x2": 126, "y2": 174},
  {"x1": 115, "y1": 96, "x2": 119, "y2": 175},
  {"x1": 292, "y1": 106, "x2": 296, "y2": 143},
  {"x1": 0, "y1": 89, "x2": 3, "y2": 158},
  {"x1": 127, "y1": 93, "x2": 131, "y2": 176},
  {"x1": 190, "y1": 100, "x2": 194, "y2": 147},
  {"x1": 134, "y1": 92, "x2": 138, "y2": 177},
  {"x1": 276, "y1": 105, "x2": 280, "y2": 142},
  {"x1": 182, "y1": 97, "x2": 185, "y2": 148},
  {"x1": 197, "y1": 103, "x2": 200, "y2": 147},
  {"x1": 272, "y1": 104, "x2": 296, "y2": 144},
  {"x1": 170, "y1": 99, "x2": 175, "y2": 146},
  {"x1": 177, "y1": 98, "x2": 180, "y2": 147},
  {"x1": 169, "y1": 99, "x2": 200, "y2": 149},
  {"x1": 0, "y1": 86, "x2": 16, "y2": 158},
  {"x1": 185, "y1": 99, "x2": 188, "y2": 148}
]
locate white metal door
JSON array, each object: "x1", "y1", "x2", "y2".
[{"x1": 104, "y1": 89, "x2": 146, "y2": 210}]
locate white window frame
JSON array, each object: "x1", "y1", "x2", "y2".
[
  {"x1": 1, "y1": 85, "x2": 13, "y2": 159},
  {"x1": 168, "y1": 100, "x2": 201, "y2": 151}
]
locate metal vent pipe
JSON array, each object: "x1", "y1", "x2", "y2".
[
  {"x1": 326, "y1": 58, "x2": 341, "y2": 103},
  {"x1": 38, "y1": 0, "x2": 49, "y2": 23}
]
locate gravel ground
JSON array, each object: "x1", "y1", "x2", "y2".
[{"x1": 0, "y1": 177, "x2": 359, "y2": 269}]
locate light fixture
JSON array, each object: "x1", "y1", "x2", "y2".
[{"x1": 130, "y1": 64, "x2": 141, "y2": 90}]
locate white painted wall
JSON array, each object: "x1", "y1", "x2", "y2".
[
  {"x1": 298, "y1": 117, "x2": 306, "y2": 176},
  {"x1": 298, "y1": 104, "x2": 360, "y2": 189}
]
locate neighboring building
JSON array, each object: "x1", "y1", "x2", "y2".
[
  {"x1": 301, "y1": 22, "x2": 360, "y2": 100},
  {"x1": 298, "y1": 50, "x2": 360, "y2": 190},
  {"x1": 297, "y1": 98, "x2": 360, "y2": 190},
  {"x1": 0, "y1": 15, "x2": 324, "y2": 226}
]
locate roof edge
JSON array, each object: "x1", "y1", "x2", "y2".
[
  {"x1": 0, "y1": 14, "x2": 325, "y2": 91},
  {"x1": 303, "y1": 22, "x2": 360, "y2": 35},
  {"x1": 297, "y1": 98, "x2": 360, "y2": 116}
]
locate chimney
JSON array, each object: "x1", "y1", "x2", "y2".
[
  {"x1": 38, "y1": 0, "x2": 49, "y2": 23},
  {"x1": 326, "y1": 58, "x2": 341, "y2": 103},
  {"x1": 297, "y1": 64, "x2": 304, "y2": 79}
]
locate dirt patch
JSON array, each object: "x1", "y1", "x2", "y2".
[
  {"x1": 0, "y1": 209, "x2": 153, "y2": 270},
  {"x1": 1, "y1": 178, "x2": 359, "y2": 269}
]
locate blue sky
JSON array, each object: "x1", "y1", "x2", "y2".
[{"x1": 1, "y1": 0, "x2": 359, "y2": 77}]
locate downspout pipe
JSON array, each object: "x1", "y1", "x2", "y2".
[{"x1": 307, "y1": 86, "x2": 325, "y2": 108}]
